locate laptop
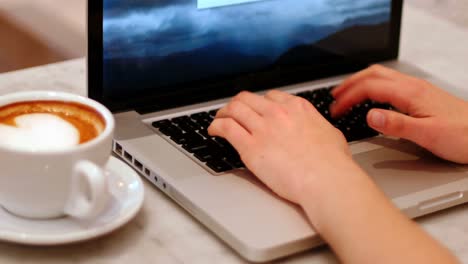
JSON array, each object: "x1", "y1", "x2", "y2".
[{"x1": 88, "y1": 0, "x2": 468, "y2": 262}]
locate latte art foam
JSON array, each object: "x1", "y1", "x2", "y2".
[
  {"x1": 0, "y1": 113, "x2": 80, "y2": 151},
  {"x1": 0, "y1": 101, "x2": 105, "y2": 152}
]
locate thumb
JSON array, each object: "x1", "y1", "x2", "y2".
[{"x1": 367, "y1": 109, "x2": 427, "y2": 143}]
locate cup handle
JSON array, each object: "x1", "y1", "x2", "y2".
[{"x1": 64, "y1": 160, "x2": 109, "y2": 219}]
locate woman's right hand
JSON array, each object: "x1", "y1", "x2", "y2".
[{"x1": 331, "y1": 65, "x2": 468, "y2": 164}]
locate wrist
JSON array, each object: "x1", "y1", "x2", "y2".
[
  {"x1": 297, "y1": 152, "x2": 356, "y2": 199},
  {"x1": 296, "y1": 155, "x2": 369, "y2": 230}
]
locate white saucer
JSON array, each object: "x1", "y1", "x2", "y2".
[{"x1": 0, "y1": 156, "x2": 144, "y2": 245}]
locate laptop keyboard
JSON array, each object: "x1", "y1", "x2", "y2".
[
  {"x1": 295, "y1": 87, "x2": 392, "y2": 142},
  {"x1": 152, "y1": 86, "x2": 392, "y2": 174}
]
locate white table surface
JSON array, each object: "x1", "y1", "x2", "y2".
[{"x1": 0, "y1": 3, "x2": 468, "y2": 264}]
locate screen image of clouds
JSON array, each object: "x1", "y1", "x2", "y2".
[
  {"x1": 103, "y1": 0, "x2": 391, "y2": 96},
  {"x1": 198, "y1": 0, "x2": 265, "y2": 9}
]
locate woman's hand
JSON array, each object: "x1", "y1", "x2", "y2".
[
  {"x1": 331, "y1": 65, "x2": 468, "y2": 164},
  {"x1": 208, "y1": 75, "x2": 461, "y2": 264},
  {"x1": 208, "y1": 90, "x2": 354, "y2": 204}
]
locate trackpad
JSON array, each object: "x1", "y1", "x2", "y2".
[{"x1": 353, "y1": 142, "x2": 468, "y2": 198}]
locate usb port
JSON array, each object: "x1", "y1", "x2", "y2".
[
  {"x1": 124, "y1": 151, "x2": 133, "y2": 162},
  {"x1": 115, "y1": 143, "x2": 123, "y2": 155},
  {"x1": 144, "y1": 168, "x2": 151, "y2": 176},
  {"x1": 134, "y1": 159, "x2": 143, "y2": 171}
]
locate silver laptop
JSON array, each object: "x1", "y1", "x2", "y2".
[{"x1": 87, "y1": 0, "x2": 468, "y2": 261}]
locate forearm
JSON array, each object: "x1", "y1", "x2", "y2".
[{"x1": 299, "y1": 159, "x2": 459, "y2": 264}]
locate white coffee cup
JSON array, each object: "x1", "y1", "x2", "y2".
[{"x1": 0, "y1": 91, "x2": 114, "y2": 220}]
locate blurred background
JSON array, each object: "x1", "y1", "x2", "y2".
[
  {"x1": 0, "y1": 0, "x2": 85, "y2": 73},
  {"x1": 0, "y1": 0, "x2": 466, "y2": 74}
]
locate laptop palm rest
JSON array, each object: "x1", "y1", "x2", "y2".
[
  {"x1": 115, "y1": 127, "x2": 468, "y2": 261},
  {"x1": 171, "y1": 138, "x2": 468, "y2": 259},
  {"x1": 354, "y1": 141, "x2": 468, "y2": 199}
]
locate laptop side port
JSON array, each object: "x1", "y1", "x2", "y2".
[
  {"x1": 134, "y1": 159, "x2": 143, "y2": 171},
  {"x1": 123, "y1": 151, "x2": 133, "y2": 162},
  {"x1": 114, "y1": 142, "x2": 123, "y2": 156},
  {"x1": 144, "y1": 168, "x2": 151, "y2": 177}
]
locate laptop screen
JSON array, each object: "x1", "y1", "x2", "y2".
[{"x1": 96, "y1": 0, "x2": 398, "y2": 112}]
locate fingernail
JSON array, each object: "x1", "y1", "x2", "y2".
[{"x1": 369, "y1": 111, "x2": 385, "y2": 128}]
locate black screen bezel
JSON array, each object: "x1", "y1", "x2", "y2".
[{"x1": 88, "y1": 0, "x2": 403, "y2": 113}]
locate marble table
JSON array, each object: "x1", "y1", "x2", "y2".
[{"x1": 1, "y1": 3, "x2": 468, "y2": 264}]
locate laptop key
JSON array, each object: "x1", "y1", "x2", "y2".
[
  {"x1": 190, "y1": 112, "x2": 210, "y2": 121},
  {"x1": 175, "y1": 120, "x2": 197, "y2": 133},
  {"x1": 152, "y1": 119, "x2": 172, "y2": 128},
  {"x1": 213, "y1": 137, "x2": 230, "y2": 147},
  {"x1": 206, "y1": 159, "x2": 233, "y2": 173},
  {"x1": 171, "y1": 116, "x2": 190, "y2": 123},
  {"x1": 194, "y1": 148, "x2": 215, "y2": 162},
  {"x1": 224, "y1": 155, "x2": 244, "y2": 168},
  {"x1": 198, "y1": 119, "x2": 212, "y2": 129},
  {"x1": 188, "y1": 119, "x2": 203, "y2": 130},
  {"x1": 171, "y1": 134, "x2": 189, "y2": 145},
  {"x1": 159, "y1": 124, "x2": 184, "y2": 137},
  {"x1": 198, "y1": 128, "x2": 210, "y2": 139},
  {"x1": 183, "y1": 143, "x2": 208, "y2": 153},
  {"x1": 187, "y1": 131, "x2": 205, "y2": 141},
  {"x1": 222, "y1": 146, "x2": 239, "y2": 160},
  {"x1": 181, "y1": 137, "x2": 202, "y2": 147},
  {"x1": 208, "y1": 109, "x2": 219, "y2": 117}
]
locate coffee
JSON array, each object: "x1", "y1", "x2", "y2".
[
  {"x1": 0, "y1": 101, "x2": 105, "y2": 151},
  {"x1": 0, "y1": 91, "x2": 114, "y2": 220}
]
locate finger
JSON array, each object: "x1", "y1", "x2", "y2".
[
  {"x1": 266, "y1": 90, "x2": 326, "y2": 122},
  {"x1": 264, "y1": 90, "x2": 295, "y2": 104},
  {"x1": 263, "y1": 90, "x2": 324, "y2": 122},
  {"x1": 330, "y1": 79, "x2": 417, "y2": 117},
  {"x1": 367, "y1": 109, "x2": 430, "y2": 146},
  {"x1": 216, "y1": 100, "x2": 264, "y2": 134},
  {"x1": 208, "y1": 118, "x2": 254, "y2": 156},
  {"x1": 227, "y1": 91, "x2": 275, "y2": 117},
  {"x1": 331, "y1": 65, "x2": 410, "y2": 98}
]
